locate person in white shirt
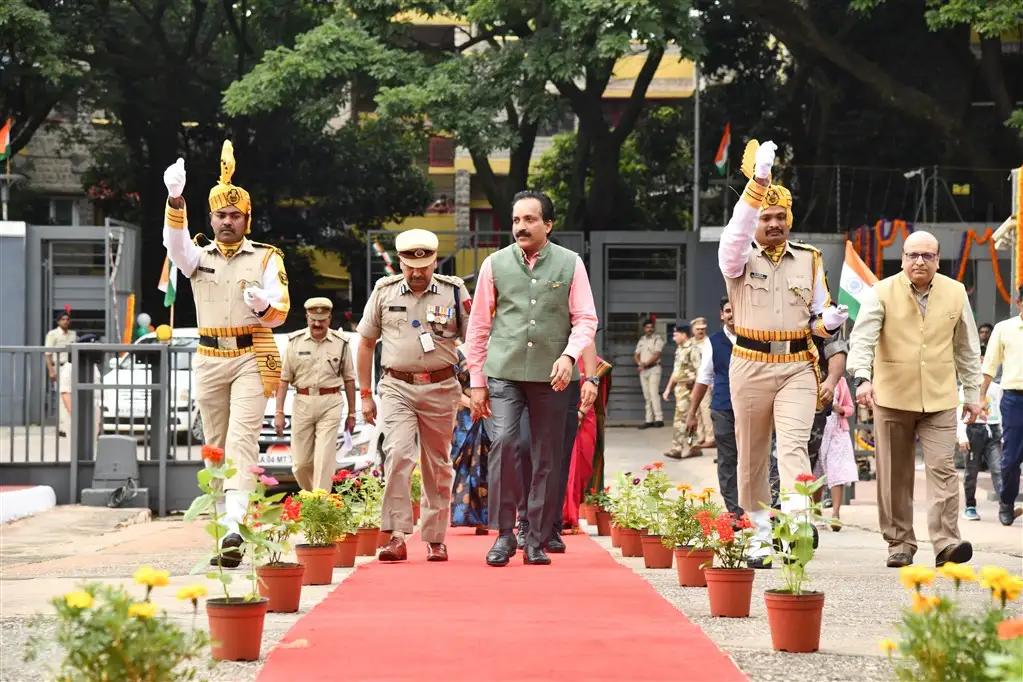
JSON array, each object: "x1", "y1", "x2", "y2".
[
  {"x1": 45, "y1": 311, "x2": 77, "y2": 436},
  {"x1": 956, "y1": 373, "x2": 1003, "y2": 521}
]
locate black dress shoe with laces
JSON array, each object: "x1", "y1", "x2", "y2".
[
  {"x1": 210, "y1": 533, "x2": 243, "y2": 568},
  {"x1": 747, "y1": 556, "x2": 772, "y2": 569},
  {"x1": 516, "y1": 519, "x2": 529, "y2": 550},
  {"x1": 546, "y1": 534, "x2": 567, "y2": 553},
  {"x1": 524, "y1": 545, "x2": 552, "y2": 565},
  {"x1": 486, "y1": 533, "x2": 517, "y2": 567},
  {"x1": 886, "y1": 552, "x2": 913, "y2": 568}
]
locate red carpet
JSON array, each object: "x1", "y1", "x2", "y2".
[{"x1": 257, "y1": 529, "x2": 748, "y2": 682}]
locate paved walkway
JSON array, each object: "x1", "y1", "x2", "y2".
[{"x1": 0, "y1": 427, "x2": 1019, "y2": 681}]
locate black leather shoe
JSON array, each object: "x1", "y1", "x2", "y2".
[
  {"x1": 653, "y1": 421, "x2": 664, "y2": 428},
  {"x1": 999, "y1": 505, "x2": 1022, "y2": 526},
  {"x1": 935, "y1": 541, "x2": 973, "y2": 567},
  {"x1": 747, "y1": 556, "x2": 772, "y2": 569},
  {"x1": 486, "y1": 534, "x2": 517, "y2": 567},
  {"x1": 210, "y1": 533, "x2": 243, "y2": 568},
  {"x1": 516, "y1": 519, "x2": 529, "y2": 550},
  {"x1": 546, "y1": 534, "x2": 567, "y2": 553},
  {"x1": 524, "y1": 545, "x2": 551, "y2": 565},
  {"x1": 886, "y1": 552, "x2": 913, "y2": 568}
]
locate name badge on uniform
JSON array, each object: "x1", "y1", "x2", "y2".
[
  {"x1": 751, "y1": 272, "x2": 768, "y2": 280},
  {"x1": 197, "y1": 266, "x2": 215, "y2": 274},
  {"x1": 388, "y1": 306, "x2": 407, "y2": 312},
  {"x1": 298, "y1": 351, "x2": 311, "y2": 356},
  {"x1": 419, "y1": 332, "x2": 436, "y2": 353}
]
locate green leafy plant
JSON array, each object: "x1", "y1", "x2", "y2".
[
  {"x1": 24, "y1": 573, "x2": 210, "y2": 681},
  {"x1": 608, "y1": 471, "x2": 646, "y2": 530},
  {"x1": 410, "y1": 468, "x2": 422, "y2": 504},
  {"x1": 638, "y1": 462, "x2": 673, "y2": 535},
  {"x1": 696, "y1": 509, "x2": 754, "y2": 570},
  {"x1": 584, "y1": 486, "x2": 611, "y2": 509},
  {"x1": 353, "y1": 468, "x2": 385, "y2": 529},
  {"x1": 257, "y1": 494, "x2": 302, "y2": 566},
  {"x1": 661, "y1": 484, "x2": 721, "y2": 550},
  {"x1": 881, "y1": 564, "x2": 1023, "y2": 682},
  {"x1": 295, "y1": 489, "x2": 353, "y2": 546},
  {"x1": 766, "y1": 473, "x2": 827, "y2": 594}
]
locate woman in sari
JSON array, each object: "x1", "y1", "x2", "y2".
[
  {"x1": 449, "y1": 346, "x2": 490, "y2": 534},
  {"x1": 562, "y1": 354, "x2": 613, "y2": 528}
]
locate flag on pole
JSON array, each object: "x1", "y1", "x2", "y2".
[
  {"x1": 0, "y1": 118, "x2": 12, "y2": 161},
  {"x1": 158, "y1": 257, "x2": 177, "y2": 307},
  {"x1": 713, "y1": 122, "x2": 731, "y2": 176},
  {"x1": 838, "y1": 240, "x2": 879, "y2": 322}
]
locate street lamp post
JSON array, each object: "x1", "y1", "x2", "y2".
[{"x1": 0, "y1": 173, "x2": 26, "y2": 221}]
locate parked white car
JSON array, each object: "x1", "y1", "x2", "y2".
[{"x1": 99, "y1": 328, "x2": 386, "y2": 479}]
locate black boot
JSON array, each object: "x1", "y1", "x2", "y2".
[{"x1": 209, "y1": 533, "x2": 243, "y2": 568}]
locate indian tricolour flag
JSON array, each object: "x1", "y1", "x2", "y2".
[
  {"x1": 838, "y1": 241, "x2": 878, "y2": 322},
  {"x1": 158, "y1": 257, "x2": 177, "y2": 307},
  {"x1": 714, "y1": 122, "x2": 731, "y2": 176},
  {"x1": 0, "y1": 119, "x2": 12, "y2": 161}
]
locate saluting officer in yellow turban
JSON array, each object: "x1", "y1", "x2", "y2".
[
  {"x1": 717, "y1": 139, "x2": 849, "y2": 568},
  {"x1": 162, "y1": 141, "x2": 291, "y2": 568}
]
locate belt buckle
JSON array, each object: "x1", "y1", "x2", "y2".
[
  {"x1": 308, "y1": 387, "x2": 320, "y2": 396},
  {"x1": 769, "y1": 341, "x2": 789, "y2": 355},
  {"x1": 412, "y1": 373, "x2": 431, "y2": 385}
]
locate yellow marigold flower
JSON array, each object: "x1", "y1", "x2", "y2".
[
  {"x1": 698, "y1": 492, "x2": 712, "y2": 502},
  {"x1": 133, "y1": 565, "x2": 170, "y2": 588},
  {"x1": 989, "y1": 574, "x2": 1023, "y2": 603},
  {"x1": 910, "y1": 591, "x2": 940, "y2": 614},
  {"x1": 176, "y1": 584, "x2": 208, "y2": 602},
  {"x1": 701, "y1": 487, "x2": 716, "y2": 496},
  {"x1": 685, "y1": 493, "x2": 700, "y2": 501},
  {"x1": 937, "y1": 562, "x2": 977, "y2": 585},
  {"x1": 899, "y1": 565, "x2": 936, "y2": 591},
  {"x1": 979, "y1": 566, "x2": 1011, "y2": 590},
  {"x1": 879, "y1": 638, "x2": 898, "y2": 655},
  {"x1": 128, "y1": 602, "x2": 157, "y2": 619},
  {"x1": 64, "y1": 591, "x2": 93, "y2": 609},
  {"x1": 676, "y1": 483, "x2": 692, "y2": 492}
]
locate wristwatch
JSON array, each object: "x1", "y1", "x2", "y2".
[
  {"x1": 584, "y1": 376, "x2": 600, "y2": 387},
  {"x1": 852, "y1": 377, "x2": 871, "y2": 390}
]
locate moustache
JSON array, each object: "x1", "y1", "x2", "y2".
[{"x1": 515, "y1": 230, "x2": 531, "y2": 239}]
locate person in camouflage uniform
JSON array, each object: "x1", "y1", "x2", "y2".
[{"x1": 663, "y1": 324, "x2": 700, "y2": 459}]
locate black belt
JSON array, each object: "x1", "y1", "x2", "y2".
[
  {"x1": 735, "y1": 335, "x2": 808, "y2": 354},
  {"x1": 1006, "y1": 389, "x2": 1023, "y2": 396},
  {"x1": 199, "y1": 334, "x2": 253, "y2": 349}
]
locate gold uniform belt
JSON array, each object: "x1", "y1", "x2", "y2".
[
  {"x1": 732, "y1": 325, "x2": 823, "y2": 410},
  {"x1": 196, "y1": 325, "x2": 282, "y2": 397}
]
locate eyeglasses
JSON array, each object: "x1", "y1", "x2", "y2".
[{"x1": 903, "y1": 252, "x2": 937, "y2": 263}]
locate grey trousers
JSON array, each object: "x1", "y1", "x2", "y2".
[
  {"x1": 710, "y1": 409, "x2": 742, "y2": 517},
  {"x1": 517, "y1": 381, "x2": 581, "y2": 530},
  {"x1": 488, "y1": 378, "x2": 571, "y2": 547}
]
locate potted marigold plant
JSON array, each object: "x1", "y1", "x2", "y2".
[
  {"x1": 25, "y1": 569, "x2": 210, "y2": 680},
  {"x1": 880, "y1": 563, "x2": 1023, "y2": 681},
  {"x1": 295, "y1": 489, "x2": 349, "y2": 585},
  {"x1": 254, "y1": 489, "x2": 304, "y2": 613},
  {"x1": 610, "y1": 471, "x2": 647, "y2": 557},
  {"x1": 638, "y1": 462, "x2": 674, "y2": 569},
  {"x1": 662, "y1": 484, "x2": 720, "y2": 587},
  {"x1": 701, "y1": 510, "x2": 756, "y2": 618},
  {"x1": 184, "y1": 446, "x2": 269, "y2": 661},
  {"x1": 411, "y1": 468, "x2": 423, "y2": 525},
  {"x1": 764, "y1": 473, "x2": 827, "y2": 652}
]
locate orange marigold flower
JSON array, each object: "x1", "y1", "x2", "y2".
[
  {"x1": 997, "y1": 618, "x2": 1023, "y2": 640},
  {"x1": 652, "y1": 461, "x2": 664, "y2": 470},
  {"x1": 795, "y1": 473, "x2": 816, "y2": 483},
  {"x1": 201, "y1": 445, "x2": 224, "y2": 464}
]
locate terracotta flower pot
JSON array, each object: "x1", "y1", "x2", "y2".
[
  {"x1": 585, "y1": 505, "x2": 600, "y2": 526},
  {"x1": 377, "y1": 529, "x2": 391, "y2": 548},
  {"x1": 412, "y1": 501, "x2": 421, "y2": 524},
  {"x1": 356, "y1": 527, "x2": 378, "y2": 556},
  {"x1": 256, "y1": 563, "x2": 304, "y2": 613},
  {"x1": 295, "y1": 544, "x2": 335, "y2": 585},
  {"x1": 619, "y1": 528, "x2": 644, "y2": 557},
  {"x1": 335, "y1": 534, "x2": 358, "y2": 568},
  {"x1": 674, "y1": 547, "x2": 715, "y2": 587},
  {"x1": 704, "y1": 567, "x2": 755, "y2": 618},
  {"x1": 610, "y1": 522, "x2": 621, "y2": 547},
  {"x1": 765, "y1": 590, "x2": 825, "y2": 653},
  {"x1": 206, "y1": 597, "x2": 269, "y2": 662},
  {"x1": 640, "y1": 534, "x2": 674, "y2": 569}
]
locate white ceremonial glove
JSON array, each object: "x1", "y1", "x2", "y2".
[
  {"x1": 754, "y1": 141, "x2": 778, "y2": 180},
  {"x1": 822, "y1": 304, "x2": 849, "y2": 331},
  {"x1": 243, "y1": 286, "x2": 270, "y2": 313},
  {"x1": 163, "y1": 158, "x2": 186, "y2": 199}
]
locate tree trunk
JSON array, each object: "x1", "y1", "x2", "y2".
[
  {"x1": 470, "y1": 149, "x2": 511, "y2": 231},
  {"x1": 582, "y1": 137, "x2": 623, "y2": 234}
]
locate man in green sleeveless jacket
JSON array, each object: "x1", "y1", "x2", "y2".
[{"x1": 465, "y1": 191, "x2": 599, "y2": 567}]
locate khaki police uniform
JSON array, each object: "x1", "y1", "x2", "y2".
[
  {"x1": 281, "y1": 298, "x2": 355, "y2": 492},
  {"x1": 357, "y1": 233, "x2": 471, "y2": 545},
  {"x1": 719, "y1": 169, "x2": 839, "y2": 557},
  {"x1": 46, "y1": 326, "x2": 77, "y2": 432},
  {"x1": 635, "y1": 333, "x2": 665, "y2": 423},
  {"x1": 670, "y1": 337, "x2": 700, "y2": 453}
]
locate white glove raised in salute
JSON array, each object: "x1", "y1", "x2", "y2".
[
  {"x1": 754, "y1": 141, "x2": 778, "y2": 181},
  {"x1": 163, "y1": 158, "x2": 186, "y2": 199},
  {"x1": 822, "y1": 304, "x2": 849, "y2": 331},
  {"x1": 243, "y1": 286, "x2": 270, "y2": 313}
]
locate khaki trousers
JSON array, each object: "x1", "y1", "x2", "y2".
[
  {"x1": 639, "y1": 367, "x2": 663, "y2": 422},
  {"x1": 873, "y1": 405, "x2": 960, "y2": 557},
  {"x1": 698, "y1": 395, "x2": 713, "y2": 443},
  {"x1": 379, "y1": 375, "x2": 460, "y2": 543},
  {"x1": 730, "y1": 356, "x2": 817, "y2": 513},
  {"x1": 290, "y1": 393, "x2": 343, "y2": 492},
  {"x1": 194, "y1": 353, "x2": 266, "y2": 492}
]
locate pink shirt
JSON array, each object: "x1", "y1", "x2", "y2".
[
  {"x1": 465, "y1": 246, "x2": 598, "y2": 389},
  {"x1": 831, "y1": 376, "x2": 853, "y2": 431}
]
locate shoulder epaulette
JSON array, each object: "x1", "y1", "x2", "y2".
[
  {"x1": 329, "y1": 328, "x2": 347, "y2": 342},
  {"x1": 433, "y1": 273, "x2": 465, "y2": 288},
  {"x1": 250, "y1": 241, "x2": 285, "y2": 259},
  {"x1": 193, "y1": 233, "x2": 212, "y2": 248},
  {"x1": 789, "y1": 241, "x2": 821, "y2": 253},
  {"x1": 287, "y1": 329, "x2": 305, "y2": 341},
  {"x1": 374, "y1": 274, "x2": 405, "y2": 290}
]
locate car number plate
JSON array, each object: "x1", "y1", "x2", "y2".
[{"x1": 258, "y1": 448, "x2": 291, "y2": 467}]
